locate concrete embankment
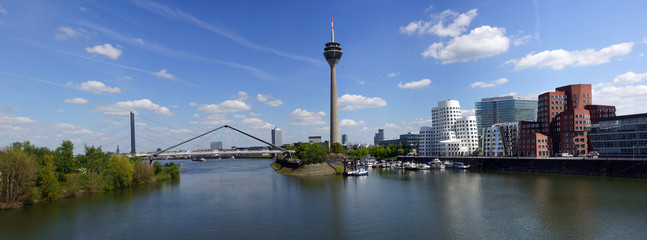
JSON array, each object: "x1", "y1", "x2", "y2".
[
  {"x1": 398, "y1": 156, "x2": 647, "y2": 178},
  {"x1": 271, "y1": 160, "x2": 338, "y2": 176}
]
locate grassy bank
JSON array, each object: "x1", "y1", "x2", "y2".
[{"x1": 271, "y1": 161, "x2": 337, "y2": 176}]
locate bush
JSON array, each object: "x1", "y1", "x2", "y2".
[
  {"x1": 132, "y1": 161, "x2": 154, "y2": 184},
  {"x1": 164, "y1": 162, "x2": 180, "y2": 179},
  {"x1": 107, "y1": 155, "x2": 135, "y2": 189},
  {"x1": 153, "y1": 161, "x2": 164, "y2": 175}
]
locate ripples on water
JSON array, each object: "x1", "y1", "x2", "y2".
[{"x1": 1, "y1": 159, "x2": 646, "y2": 239}]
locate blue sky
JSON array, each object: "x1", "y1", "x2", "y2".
[{"x1": 1, "y1": 0, "x2": 647, "y2": 152}]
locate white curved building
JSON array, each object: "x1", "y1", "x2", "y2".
[{"x1": 419, "y1": 100, "x2": 478, "y2": 156}]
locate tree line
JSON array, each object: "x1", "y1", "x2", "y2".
[
  {"x1": 285, "y1": 142, "x2": 411, "y2": 164},
  {"x1": 0, "y1": 141, "x2": 179, "y2": 210}
]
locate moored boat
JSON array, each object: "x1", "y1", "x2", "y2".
[{"x1": 454, "y1": 162, "x2": 470, "y2": 169}]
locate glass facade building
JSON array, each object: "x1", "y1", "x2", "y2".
[
  {"x1": 588, "y1": 113, "x2": 647, "y2": 158},
  {"x1": 475, "y1": 96, "x2": 537, "y2": 137}
]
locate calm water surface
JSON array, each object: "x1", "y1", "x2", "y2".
[{"x1": 1, "y1": 158, "x2": 646, "y2": 239}]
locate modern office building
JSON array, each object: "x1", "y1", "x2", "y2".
[
  {"x1": 475, "y1": 95, "x2": 537, "y2": 137},
  {"x1": 341, "y1": 134, "x2": 348, "y2": 145},
  {"x1": 308, "y1": 136, "x2": 323, "y2": 143},
  {"x1": 324, "y1": 18, "x2": 343, "y2": 144},
  {"x1": 419, "y1": 100, "x2": 478, "y2": 156},
  {"x1": 588, "y1": 113, "x2": 647, "y2": 158},
  {"x1": 271, "y1": 127, "x2": 282, "y2": 147},
  {"x1": 517, "y1": 84, "x2": 616, "y2": 157},
  {"x1": 482, "y1": 122, "x2": 519, "y2": 156},
  {"x1": 376, "y1": 132, "x2": 420, "y2": 151},
  {"x1": 210, "y1": 141, "x2": 223, "y2": 151},
  {"x1": 373, "y1": 128, "x2": 384, "y2": 145}
]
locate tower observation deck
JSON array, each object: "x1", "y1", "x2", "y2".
[{"x1": 323, "y1": 17, "x2": 343, "y2": 144}]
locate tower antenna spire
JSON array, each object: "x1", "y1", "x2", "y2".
[{"x1": 331, "y1": 17, "x2": 334, "y2": 42}]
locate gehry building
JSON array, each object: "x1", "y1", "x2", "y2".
[{"x1": 419, "y1": 100, "x2": 478, "y2": 156}]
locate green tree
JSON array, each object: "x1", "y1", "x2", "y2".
[
  {"x1": 54, "y1": 140, "x2": 75, "y2": 175},
  {"x1": 330, "y1": 142, "x2": 346, "y2": 154},
  {"x1": 0, "y1": 146, "x2": 38, "y2": 209},
  {"x1": 296, "y1": 143, "x2": 328, "y2": 164},
  {"x1": 38, "y1": 154, "x2": 62, "y2": 200},
  {"x1": 107, "y1": 155, "x2": 134, "y2": 189}
]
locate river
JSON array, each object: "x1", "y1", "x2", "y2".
[{"x1": 1, "y1": 158, "x2": 646, "y2": 239}]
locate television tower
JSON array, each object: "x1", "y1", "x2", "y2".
[{"x1": 323, "y1": 17, "x2": 343, "y2": 144}]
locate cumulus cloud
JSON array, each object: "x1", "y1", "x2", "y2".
[
  {"x1": 240, "y1": 117, "x2": 273, "y2": 129},
  {"x1": 506, "y1": 42, "x2": 634, "y2": 70},
  {"x1": 400, "y1": 8, "x2": 477, "y2": 37},
  {"x1": 398, "y1": 79, "x2": 431, "y2": 89},
  {"x1": 594, "y1": 83, "x2": 647, "y2": 115},
  {"x1": 386, "y1": 72, "x2": 400, "y2": 78},
  {"x1": 470, "y1": 78, "x2": 508, "y2": 88},
  {"x1": 256, "y1": 93, "x2": 284, "y2": 107},
  {"x1": 64, "y1": 98, "x2": 89, "y2": 104},
  {"x1": 197, "y1": 100, "x2": 250, "y2": 113},
  {"x1": 85, "y1": 43, "x2": 122, "y2": 60},
  {"x1": 189, "y1": 102, "x2": 198, "y2": 107},
  {"x1": 152, "y1": 69, "x2": 175, "y2": 79},
  {"x1": 338, "y1": 94, "x2": 387, "y2": 111},
  {"x1": 290, "y1": 109, "x2": 326, "y2": 126},
  {"x1": 95, "y1": 99, "x2": 174, "y2": 116},
  {"x1": 340, "y1": 119, "x2": 366, "y2": 127},
  {"x1": 422, "y1": 25, "x2": 510, "y2": 63},
  {"x1": 613, "y1": 71, "x2": 647, "y2": 84},
  {"x1": 73, "y1": 81, "x2": 121, "y2": 94}
]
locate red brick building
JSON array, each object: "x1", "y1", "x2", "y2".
[{"x1": 517, "y1": 84, "x2": 616, "y2": 157}]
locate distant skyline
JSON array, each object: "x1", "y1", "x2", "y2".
[{"x1": 1, "y1": 0, "x2": 647, "y2": 152}]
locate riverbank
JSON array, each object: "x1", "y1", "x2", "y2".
[
  {"x1": 399, "y1": 156, "x2": 647, "y2": 178},
  {"x1": 270, "y1": 160, "x2": 340, "y2": 176}
]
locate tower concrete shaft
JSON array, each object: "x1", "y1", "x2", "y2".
[{"x1": 323, "y1": 18, "x2": 342, "y2": 144}]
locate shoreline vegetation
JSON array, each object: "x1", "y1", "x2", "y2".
[
  {"x1": 0, "y1": 141, "x2": 180, "y2": 210},
  {"x1": 272, "y1": 142, "x2": 410, "y2": 176}
]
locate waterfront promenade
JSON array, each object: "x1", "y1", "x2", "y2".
[{"x1": 399, "y1": 156, "x2": 647, "y2": 178}]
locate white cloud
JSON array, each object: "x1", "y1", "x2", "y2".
[
  {"x1": 461, "y1": 109, "x2": 476, "y2": 116},
  {"x1": 594, "y1": 84, "x2": 647, "y2": 115},
  {"x1": 249, "y1": 112, "x2": 262, "y2": 117},
  {"x1": 235, "y1": 91, "x2": 248, "y2": 101},
  {"x1": 170, "y1": 129, "x2": 192, "y2": 134},
  {"x1": 290, "y1": 109, "x2": 326, "y2": 126},
  {"x1": 0, "y1": 4, "x2": 6, "y2": 15},
  {"x1": 134, "y1": 38, "x2": 144, "y2": 44},
  {"x1": 124, "y1": 76, "x2": 132, "y2": 80},
  {"x1": 359, "y1": 81, "x2": 366, "y2": 85},
  {"x1": 340, "y1": 119, "x2": 366, "y2": 127},
  {"x1": 73, "y1": 80, "x2": 121, "y2": 94},
  {"x1": 189, "y1": 102, "x2": 198, "y2": 107},
  {"x1": 152, "y1": 69, "x2": 175, "y2": 79},
  {"x1": 338, "y1": 94, "x2": 387, "y2": 111},
  {"x1": 55, "y1": 26, "x2": 94, "y2": 40},
  {"x1": 613, "y1": 72, "x2": 647, "y2": 84},
  {"x1": 506, "y1": 42, "x2": 634, "y2": 70},
  {"x1": 386, "y1": 72, "x2": 400, "y2": 78},
  {"x1": 198, "y1": 114, "x2": 233, "y2": 126},
  {"x1": 398, "y1": 79, "x2": 431, "y2": 89},
  {"x1": 233, "y1": 114, "x2": 246, "y2": 119},
  {"x1": 57, "y1": 109, "x2": 64, "y2": 113},
  {"x1": 85, "y1": 43, "x2": 122, "y2": 60},
  {"x1": 513, "y1": 35, "x2": 532, "y2": 46},
  {"x1": 400, "y1": 8, "x2": 477, "y2": 37},
  {"x1": 256, "y1": 93, "x2": 283, "y2": 107},
  {"x1": 643, "y1": 37, "x2": 647, "y2": 44},
  {"x1": 240, "y1": 118, "x2": 273, "y2": 129},
  {"x1": 0, "y1": 112, "x2": 36, "y2": 124},
  {"x1": 197, "y1": 100, "x2": 250, "y2": 113},
  {"x1": 470, "y1": 78, "x2": 508, "y2": 88},
  {"x1": 95, "y1": 99, "x2": 174, "y2": 116},
  {"x1": 422, "y1": 25, "x2": 510, "y2": 63},
  {"x1": 64, "y1": 98, "x2": 89, "y2": 104}
]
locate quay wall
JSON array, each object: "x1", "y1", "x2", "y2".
[{"x1": 397, "y1": 156, "x2": 647, "y2": 179}]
